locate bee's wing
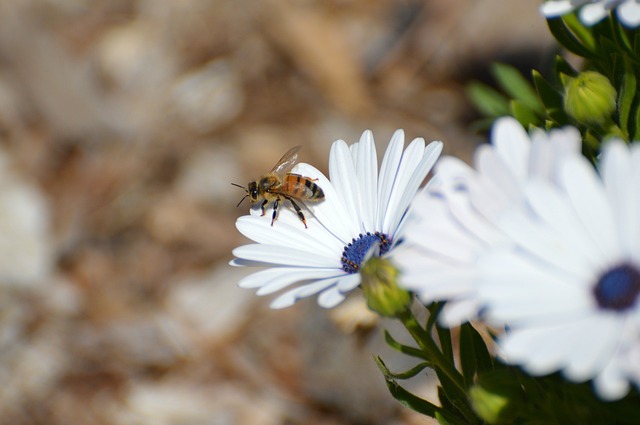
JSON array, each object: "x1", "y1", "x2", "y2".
[{"x1": 270, "y1": 145, "x2": 301, "y2": 176}]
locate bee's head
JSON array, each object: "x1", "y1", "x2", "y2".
[
  {"x1": 231, "y1": 181, "x2": 260, "y2": 207},
  {"x1": 247, "y1": 181, "x2": 260, "y2": 202}
]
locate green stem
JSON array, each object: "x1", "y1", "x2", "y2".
[{"x1": 397, "y1": 308, "x2": 466, "y2": 394}]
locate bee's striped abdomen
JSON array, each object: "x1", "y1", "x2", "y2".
[{"x1": 282, "y1": 174, "x2": 325, "y2": 201}]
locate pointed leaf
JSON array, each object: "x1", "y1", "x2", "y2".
[
  {"x1": 532, "y1": 69, "x2": 563, "y2": 111},
  {"x1": 546, "y1": 17, "x2": 594, "y2": 58},
  {"x1": 554, "y1": 55, "x2": 578, "y2": 79},
  {"x1": 459, "y1": 322, "x2": 494, "y2": 387},
  {"x1": 426, "y1": 302, "x2": 443, "y2": 333},
  {"x1": 561, "y1": 14, "x2": 596, "y2": 51},
  {"x1": 381, "y1": 361, "x2": 434, "y2": 380},
  {"x1": 435, "y1": 323, "x2": 454, "y2": 363},
  {"x1": 510, "y1": 99, "x2": 541, "y2": 127},
  {"x1": 466, "y1": 82, "x2": 510, "y2": 117},
  {"x1": 616, "y1": 56, "x2": 636, "y2": 138},
  {"x1": 493, "y1": 63, "x2": 544, "y2": 114},
  {"x1": 383, "y1": 329, "x2": 429, "y2": 360},
  {"x1": 374, "y1": 356, "x2": 439, "y2": 417},
  {"x1": 438, "y1": 386, "x2": 480, "y2": 425}
]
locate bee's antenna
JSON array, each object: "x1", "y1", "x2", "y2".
[
  {"x1": 231, "y1": 183, "x2": 249, "y2": 207},
  {"x1": 236, "y1": 195, "x2": 248, "y2": 208}
]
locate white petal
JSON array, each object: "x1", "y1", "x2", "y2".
[
  {"x1": 618, "y1": 1, "x2": 640, "y2": 27},
  {"x1": 563, "y1": 315, "x2": 622, "y2": 381},
  {"x1": 579, "y1": 2, "x2": 610, "y2": 25},
  {"x1": 601, "y1": 141, "x2": 637, "y2": 257},
  {"x1": 492, "y1": 117, "x2": 531, "y2": 182},
  {"x1": 491, "y1": 208, "x2": 589, "y2": 279},
  {"x1": 524, "y1": 180, "x2": 601, "y2": 268},
  {"x1": 236, "y1": 215, "x2": 341, "y2": 258},
  {"x1": 438, "y1": 299, "x2": 482, "y2": 327},
  {"x1": 293, "y1": 163, "x2": 355, "y2": 244},
  {"x1": 337, "y1": 272, "x2": 361, "y2": 292},
  {"x1": 256, "y1": 269, "x2": 346, "y2": 295},
  {"x1": 355, "y1": 130, "x2": 378, "y2": 231},
  {"x1": 377, "y1": 130, "x2": 405, "y2": 230},
  {"x1": 330, "y1": 140, "x2": 363, "y2": 233},
  {"x1": 560, "y1": 156, "x2": 620, "y2": 260},
  {"x1": 318, "y1": 285, "x2": 348, "y2": 308},
  {"x1": 233, "y1": 244, "x2": 339, "y2": 268},
  {"x1": 540, "y1": 1, "x2": 579, "y2": 17},
  {"x1": 593, "y1": 359, "x2": 630, "y2": 400},
  {"x1": 269, "y1": 279, "x2": 338, "y2": 309},
  {"x1": 475, "y1": 146, "x2": 521, "y2": 206},
  {"x1": 382, "y1": 139, "x2": 442, "y2": 235}
]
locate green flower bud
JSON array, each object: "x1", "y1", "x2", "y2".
[
  {"x1": 360, "y1": 257, "x2": 411, "y2": 317},
  {"x1": 564, "y1": 71, "x2": 616, "y2": 126}
]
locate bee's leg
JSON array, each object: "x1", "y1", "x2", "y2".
[
  {"x1": 270, "y1": 197, "x2": 279, "y2": 226},
  {"x1": 286, "y1": 197, "x2": 307, "y2": 228},
  {"x1": 260, "y1": 199, "x2": 268, "y2": 216}
]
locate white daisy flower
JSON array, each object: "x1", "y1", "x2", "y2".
[
  {"x1": 478, "y1": 140, "x2": 640, "y2": 400},
  {"x1": 396, "y1": 117, "x2": 581, "y2": 326},
  {"x1": 231, "y1": 130, "x2": 442, "y2": 309},
  {"x1": 541, "y1": 0, "x2": 640, "y2": 28}
]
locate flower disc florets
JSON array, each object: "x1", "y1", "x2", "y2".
[
  {"x1": 594, "y1": 263, "x2": 640, "y2": 311},
  {"x1": 341, "y1": 232, "x2": 392, "y2": 273}
]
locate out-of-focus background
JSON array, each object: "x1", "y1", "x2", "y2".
[{"x1": 0, "y1": 1, "x2": 552, "y2": 424}]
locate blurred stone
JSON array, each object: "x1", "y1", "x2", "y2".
[
  {"x1": 171, "y1": 60, "x2": 245, "y2": 134},
  {"x1": 0, "y1": 148, "x2": 52, "y2": 287},
  {"x1": 72, "y1": 315, "x2": 192, "y2": 373},
  {"x1": 176, "y1": 144, "x2": 245, "y2": 206},
  {"x1": 114, "y1": 382, "x2": 283, "y2": 425},
  {"x1": 328, "y1": 295, "x2": 379, "y2": 334},
  {"x1": 0, "y1": 286, "x2": 72, "y2": 419},
  {"x1": 144, "y1": 192, "x2": 236, "y2": 257},
  {"x1": 166, "y1": 265, "x2": 255, "y2": 343}
]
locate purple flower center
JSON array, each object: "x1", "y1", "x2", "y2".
[
  {"x1": 341, "y1": 232, "x2": 392, "y2": 274},
  {"x1": 593, "y1": 263, "x2": 640, "y2": 312}
]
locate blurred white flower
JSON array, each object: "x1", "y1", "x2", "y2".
[
  {"x1": 232, "y1": 130, "x2": 442, "y2": 309},
  {"x1": 478, "y1": 140, "x2": 640, "y2": 400},
  {"x1": 541, "y1": 0, "x2": 640, "y2": 28},
  {"x1": 396, "y1": 117, "x2": 581, "y2": 326}
]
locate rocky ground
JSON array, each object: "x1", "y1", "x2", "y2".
[{"x1": 0, "y1": 1, "x2": 552, "y2": 424}]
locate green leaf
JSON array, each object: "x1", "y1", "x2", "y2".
[
  {"x1": 546, "y1": 17, "x2": 594, "y2": 58},
  {"x1": 510, "y1": 99, "x2": 541, "y2": 127},
  {"x1": 438, "y1": 386, "x2": 481, "y2": 425},
  {"x1": 561, "y1": 13, "x2": 596, "y2": 52},
  {"x1": 553, "y1": 55, "x2": 578, "y2": 79},
  {"x1": 459, "y1": 323, "x2": 494, "y2": 388},
  {"x1": 532, "y1": 69, "x2": 563, "y2": 112},
  {"x1": 383, "y1": 329, "x2": 429, "y2": 360},
  {"x1": 426, "y1": 302, "x2": 443, "y2": 333},
  {"x1": 493, "y1": 63, "x2": 544, "y2": 114},
  {"x1": 466, "y1": 82, "x2": 510, "y2": 118},
  {"x1": 632, "y1": 95, "x2": 640, "y2": 141},
  {"x1": 380, "y1": 361, "x2": 433, "y2": 380},
  {"x1": 374, "y1": 356, "x2": 439, "y2": 417},
  {"x1": 435, "y1": 323, "x2": 454, "y2": 363},
  {"x1": 634, "y1": 32, "x2": 640, "y2": 58},
  {"x1": 612, "y1": 16, "x2": 633, "y2": 53},
  {"x1": 616, "y1": 56, "x2": 636, "y2": 138}
]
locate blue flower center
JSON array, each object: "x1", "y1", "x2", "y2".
[
  {"x1": 593, "y1": 263, "x2": 640, "y2": 312},
  {"x1": 341, "y1": 232, "x2": 392, "y2": 274}
]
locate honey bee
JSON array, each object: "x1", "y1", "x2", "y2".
[{"x1": 232, "y1": 146, "x2": 324, "y2": 228}]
